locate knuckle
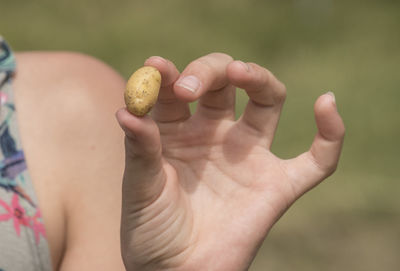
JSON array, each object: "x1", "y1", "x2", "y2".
[
  {"x1": 308, "y1": 151, "x2": 338, "y2": 178},
  {"x1": 340, "y1": 126, "x2": 346, "y2": 139},
  {"x1": 275, "y1": 81, "x2": 287, "y2": 103},
  {"x1": 194, "y1": 53, "x2": 233, "y2": 69},
  {"x1": 324, "y1": 163, "x2": 338, "y2": 178},
  {"x1": 262, "y1": 69, "x2": 287, "y2": 104},
  {"x1": 192, "y1": 58, "x2": 214, "y2": 74},
  {"x1": 209, "y1": 52, "x2": 234, "y2": 62}
]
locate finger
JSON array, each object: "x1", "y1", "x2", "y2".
[
  {"x1": 285, "y1": 92, "x2": 345, "y2": 196},
  {"x1": 174, "y1": 53, "x2": 236, "y2": 120},
  {"x1": 197, "y1": 84, "x2": 236, "y2": 120},
  {"x1": 227, "y1": 61, "x2": 286, "y2": 146},
  {"x1": 115, "y1": 108, "x2": 166, "y2": 209},
  {"x1": 144, "y1": 56, "x2": 190, "y2": 123}
]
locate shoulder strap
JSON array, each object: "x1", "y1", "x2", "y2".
[{"x1": 0, "y1": 36, "x2": 16, "y2": 86}]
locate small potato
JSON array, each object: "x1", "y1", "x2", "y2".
[{"x1": 125, "y1": 66, "x2": 161, "y2": 116}]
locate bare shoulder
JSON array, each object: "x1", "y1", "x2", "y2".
[
  {"x1": 14, "y1": 51, "x2": 126, "y2": 104},
  {"x1": 13, "y1": 51, "x2": 126, "y2": 270},
  {"x1": 14, "y1": 51, "x2": 126, "y2": 121}
]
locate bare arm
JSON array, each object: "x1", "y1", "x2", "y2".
[{"x1": 14, "y1": 52, "x2": 127, "y2": 270}]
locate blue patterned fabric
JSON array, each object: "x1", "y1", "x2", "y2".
[{"x1": 0, "y1": 36, "x2": 52, "y2": 271}]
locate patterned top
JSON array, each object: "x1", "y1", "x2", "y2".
[{"x1": 0, "y1": 37, "x2": 52, "y2": 270}]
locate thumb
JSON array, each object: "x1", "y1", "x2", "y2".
[
  {"x1": 286, "y1": 92, "x2": 345, "y2": 196},
  {"x1": 116, "y1": 108, "x2": 166, "y2": 210}
]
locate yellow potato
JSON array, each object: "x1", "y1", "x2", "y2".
[{"x1": 124, "y1": 66, "x2": 161, "y2": 116}]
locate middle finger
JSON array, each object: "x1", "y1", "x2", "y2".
[{"x1": 174, "y1": 53, "x2": 236, "y2": 120}]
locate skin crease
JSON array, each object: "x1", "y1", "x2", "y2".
[
  {"x1": 117, "y1": 54, "x2": 345, "y2": 270},
  {"x1": 11, "y1": 51, "x2": 344, "y2": 270}
]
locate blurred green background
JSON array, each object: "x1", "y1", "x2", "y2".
[{"x1": 1, "y1": 0, "x2": 399, "y2": 270}]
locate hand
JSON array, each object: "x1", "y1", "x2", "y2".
[{"x1": 116, "y1": 53, "x2": 345, "y2": 271}]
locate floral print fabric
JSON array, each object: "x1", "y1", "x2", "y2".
[{"x1": 0, "y1": 36, "x2": 52, "y2": 271}]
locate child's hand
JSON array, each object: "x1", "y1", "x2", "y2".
[{"x1": 116, "y1": 53, "x2": 345, "y2": 271}]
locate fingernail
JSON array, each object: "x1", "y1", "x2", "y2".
[
  {"x1": 237, "y1": 60, "x2": 250, "y2": 72},
  {"x1": 326, "y1": 91, "x2": 337, "y2": 110},
  {"x1": 176, "y1": 75, "x2": 200, "y2": 93},
  {"x1": 326, "y1": 91, "x2": 335, "y2": 101},
  {"x1": 145, "y1": 56, "x2": 167, "y2": 64}
]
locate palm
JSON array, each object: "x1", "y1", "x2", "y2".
[
  {"x1": 117, "y1": 54, "x2": 345, "y2": 271},
  {"x1": 162, "y1": 116, "x2": 286, "y2": 202},
  {"x1": 127, "y1": 116, "x2": 289, "y2": 270}
]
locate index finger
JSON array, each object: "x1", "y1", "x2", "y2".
[
  {"x1": 144, "y1": 56, "x2": 190, "y2": 123},
  {"x1": 174, "y1": 53, "x2": 234, "y2": 102}
]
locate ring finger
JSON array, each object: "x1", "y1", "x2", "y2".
[{"x1": 227, "y1": 61, "x2": 287, "y2": 147}]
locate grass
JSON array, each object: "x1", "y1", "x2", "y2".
[{"x1": 1, "y1": 0, "x2": 399, "y2": 269}]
